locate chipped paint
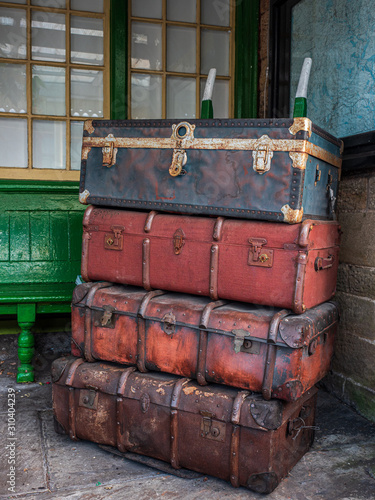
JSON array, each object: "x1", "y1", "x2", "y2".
[
  {"x1": 281, "y1": 205, "x2": 304, "y2": 224},
  {"x1": 289, "y1": 152, "x2": 308, "y2": 170},
  {"x1": 79, "y1": 189, "x2": 90, "y2": 204},
  {"x1": 82, "y1": 135, "x2": 341, "y2": 168},
  {"x1": 84, "y1": 119, "x2": 95, "y2": 134},
  {"x1": 289, "y1": 117, "x2": 312, "y2": 137}
]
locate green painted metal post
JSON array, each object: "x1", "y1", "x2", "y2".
[
  {"x1": 110, "y1": 0, "x2": 128, "y2": 120},
  {"x1": 17, "y1": 303, "x2": 36, "y2": 383},
  {"x1": 234, "y1": 0, "x2": 259, "y2": 118}
]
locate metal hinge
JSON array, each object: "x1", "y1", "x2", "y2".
[
  {"x1": 104, "y1": 225, "x2": 124, "y2": 251},
  {"x1": 102, "y1": 134, "x2": 118, "y2": 167},
  {"x1": 248, "y1": 238, "x2": 274, "y2": 268},
  {"x1": 200, "y1": 410, "x2": 226, "y2": 442},
  {"x1": 252, "y1": 135, "x2": 274, "y2": 174}
]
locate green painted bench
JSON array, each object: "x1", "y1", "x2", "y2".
[{"x1": 0, "y1": 180, "x2": 85, "y2": 382}]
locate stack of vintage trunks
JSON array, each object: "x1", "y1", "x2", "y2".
[{"x1": 52, "y1": 117, "x2": 343, "y2": 494}]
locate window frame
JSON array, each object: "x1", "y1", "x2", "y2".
[{"x1": 0, "y1": 0, "x2": 110, "y2": 182}]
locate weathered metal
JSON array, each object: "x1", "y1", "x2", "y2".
[
  {"x1": 79, "y1": 118, "x2": 342, "y2": 223},
  {"x1": 81, "y1": 207, "x2": 341, "y2": 313},
  {"x1": 71, "y1": 282, "x2": 338, "y2": 401},
  {"x1": 52, "y1": 356, "x2": 318, "y2": 494}
]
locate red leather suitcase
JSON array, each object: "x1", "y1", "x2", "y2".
[
  {"x1": 81, "y1": 206, "x2": 340, "y2": 314},
  {"x1": 52, "y1": 356, "x2": 318, "y2": 494},
  {"x1": 71, "y1": 282, "x2": 338, "y2": 402}
]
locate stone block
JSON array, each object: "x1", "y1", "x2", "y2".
[
  {"x1": 337, "y1": 264, "x2": 375, "y2": 299},
  {"x1": 335, "y1": 291, "x2": 375, "y2": 340},
  {"x1": 338, "y1": 211, "x2": 375, "y2": 266},
  {"x1": 331, "y1": 330, "x2": 375, "y2": 388},
  {"x1": 337, "y1": 177, "x2": 367, "y2": 212},
  {"x1": 344, "y1": 379, "x2": 375, "y2": 424},
  {"x1": 368, "y1": 175, "x2": 375, "y2": 210}
]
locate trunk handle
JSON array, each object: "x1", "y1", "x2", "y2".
[{"x1": 315, "y1": 254, "x2": 334, "y2": 271}]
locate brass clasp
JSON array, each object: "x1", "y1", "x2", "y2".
[
  {"x1": 252, "y1": 135, "x2": 274, "y2": 174},
  {"x1": 248, "y1": 238, "x2": 274, "y2": 268},
  {"x1": 169, "y1": 149, "x2": 187, "y2": 177},
  {"x1": 104, "y1": 225, "x2": 124, "y2": 251},
  {"x1": 102, "y1": 134, "x2": 117, "y2": 167}
]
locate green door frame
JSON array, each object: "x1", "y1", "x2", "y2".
[{"x1": 110, "y1": 0, "x2": 259, "y2": 120}]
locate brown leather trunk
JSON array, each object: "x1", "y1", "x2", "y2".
[
  {"x1": 81, "y1": 207, "x2": 341, "y2": 314},
  {"x1": 52, "y1": 356, "x2": 318, "y2": 494},
  {"x1": 71, "y1": 282, "x2": 338, "y2": 402}
]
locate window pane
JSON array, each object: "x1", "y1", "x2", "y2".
[
  {"x1": 71, "y1": 0, "x2": 103, "y2": 12},
  {"x1": 71, "y1": 69, "x2": 103, "y2": 117},
  {"x1": 167, "y1": 26, "x2": 196, "y2": 73},
  {"x1": 0, "y1": 118, "x2": 27, "y2": 167},
  {"x1": 0, "y1": 7, "x2": 26, "y2": 59},
  {"x1": 201, "y1": 29, "x2": 229, "y2": 76},
  {"x1": 0, "y1": 63, "x2": 26, "y2": 113},
  {"x1": 71, "y1": 15, "x2": 103, "y2": 65},
  {"x1": 70, "y1": 121, "x2": 84, "y2": 170},
  {"x1": 167, "y1": 77, "x2": 196, "y2": 119},
  {"x1": 32, "y1": 65, "x2": 65, "y2": 116},
  {"x1": 32, "y1": 0, "x2": 66, "y2": 7},
  {"x1": 131, "y1": 22, "x2": 162, "y2": 71},
  {"x1": 131, "y1": 74, "x2": 162, "y2": 119},
  {"x1": 2, "y1": 0, "x2": 26, "y2": 4},
  {"x1": 200, "y1": 78, "x2": 228, "y2": 118},
  {"x1": 33, "y1": 120, "x2": 66, "y2": 169},
  {"x1": 167, "y1": 0, "x2": 196, "y2": 23},
  {"x1": 31, "y1": 11, "x2": 66, "y2": 61},
  {"x1": 201, "y1": 0, "x2": 230, "y2": 26},
  {"x1": 131, "y1": 0, "x2": 162, "y2": 19}
]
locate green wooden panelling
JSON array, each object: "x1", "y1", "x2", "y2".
[
  {"x1": 110, "y1": 0, "x2": 128, "y2": 119},
  {"x1": 234, "y1": 0, "x2": 259, "y2": 118}
]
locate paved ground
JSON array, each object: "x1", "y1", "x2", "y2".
[{"x1": 1, "y1": 332, "x2": 375, "y2": 500}]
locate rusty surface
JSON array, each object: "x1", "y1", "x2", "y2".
[
  {"x1": 52, "y1": 358, "x2": 318, "y2": 494},
  {"x1": 281, "y1": 204, "x2": 304, "y2": 223},
  {"x1": 80, "y1": 119, "x2": 342, "y2": 222},
  {"x1": 71, "y1": 283, "x2": 338, "y2": 401},
  {"x1": 289, "y1": 117, "x2": 312, "y2": 137}
]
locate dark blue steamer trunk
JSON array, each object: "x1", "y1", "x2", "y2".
[{"x1": 79, "y1": 118, "x2": 342, "y2": 223}]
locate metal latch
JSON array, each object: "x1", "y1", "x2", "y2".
[
  {"x1": 101, "y1": 306, "x2": 115, "y2": 327},
  {"x1": 79, "y1": 389, "x2": 98, "y2": 410},
  {"x1": 104, "y1": 225, "x2": 124, "y2": 251},
  {"x1": 162, "y1": 312, "x2": 176, "y2": 337},
  {"x1": 248, "y1": 238, "x2": 274, "y2": 268},
  {"x1": 232, "y1": 329, "x2": 260, "y2": 354},
  {"x1": 169, "y1": 149, "x2": 187, "y2": 177},
  {"x1": 173, "y1": 228, "x2": 185, "y2": 255},
  {"x1": 252, "y1": 135, "x2": 274, "y2": 174},
  {"x1": 102, "y1": 134, "x2": 118, "y2": 167},
  {"x1": 315, "y1": 254, "x2": 334, "y2": 271},
  {"x1": 315, "y1": 165, "x2": 321, "y2": 185},
  {"x1": 200, "y1": 410, "x2": 226, "y2": 442}
]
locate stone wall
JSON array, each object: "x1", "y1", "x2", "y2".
[{"x1": 322, "y1": 173, "x2": 375, "y2": 423}]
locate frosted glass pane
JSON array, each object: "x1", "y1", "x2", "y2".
[
  {"x1": 31, "y1": 11, "x2": 66, "y2": 61},
  {"x1": 131, "y1": 74, "x2": 162, "y2": 119},
  {"x1": 0, "y1": 63, "x2": 26, "y2": 113},
  {"x1": 71, "y1": 16, "x2": 103, "y2": 65},
  {"x1": 32, "y1": 65, "x2": 65, "y2": 116},
  {"x1": 71, "y1": 69, "x2": 103, "y2": 117},
  {"x1": 131, "y1": 22, "x2": 162, "y2": 71},
  {"x1": 167, "y1": 26, "x2": 196, "y2": 73},
  {"x1": 3, "y1": 1, "x2": 26, "y2": 4},
  {"x1": 70, "y1": 121, "x2": 84, "y2": 171},
  {"x1": 132, "y1": 0, "x2": 162, "y2": 19},
  {"x1": 167, "y1": 0, "x2": 196, "y2": 22},
  {"x1": 201, "y1": 29, "x2": 229, "y2": 76},
  {"x1": 167, "y1": 77, "x2": 196, "y2": 119},
  {"x1": 200, "y1": 78, "x2": 228, "y2": 118},
  {"x1": 0, "y1": 7, "x2": 26, "y2": 59},
  {"x1": 71, "y1": 0, "x2": 103, "y2": 12},
  {"x1": 33, "y1": 120, "x2": 66, "y2": 169},
  {"x1": 201, "y1": 0, "x2": 230, "y2": 26},
  {"x1": 0, "y1": 118, "x2": 27, "y2": 167},
  {"x1": 32, "y1": 0, "x2": 66, "y2": 7}
]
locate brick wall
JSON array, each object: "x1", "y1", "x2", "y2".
[{"x1": 322, "y1": 173, "x2": 375, "y2": 423}]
